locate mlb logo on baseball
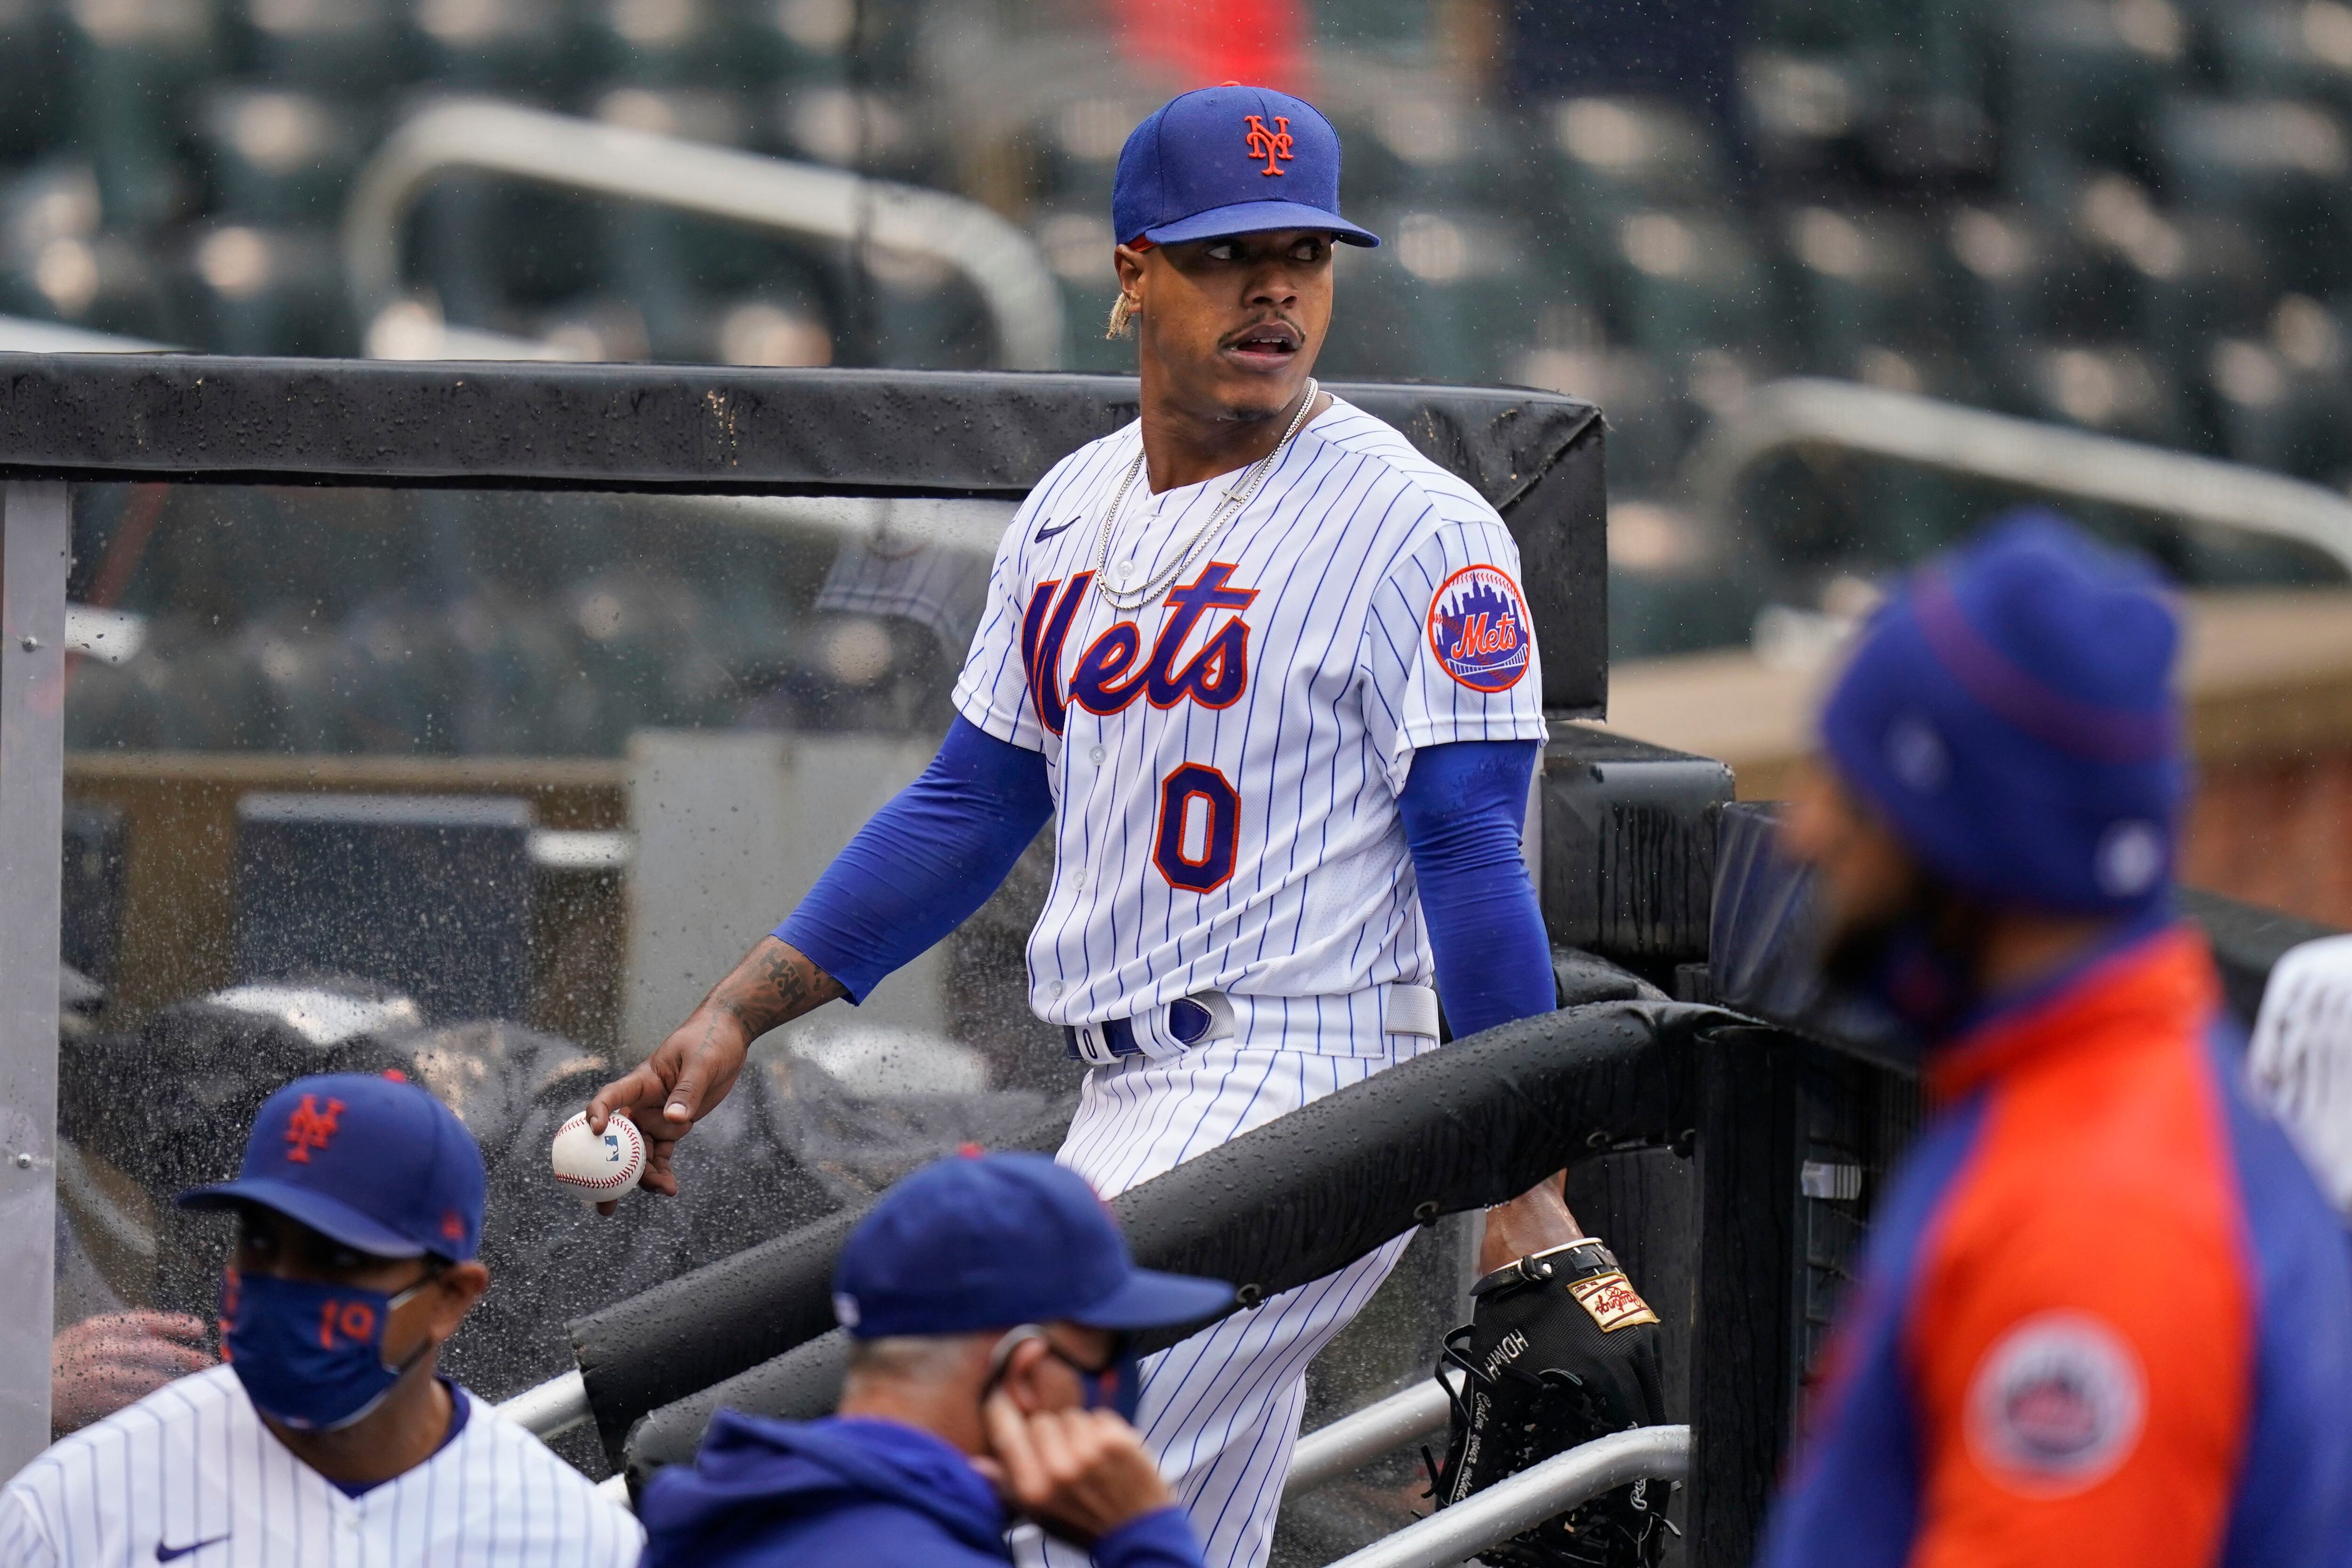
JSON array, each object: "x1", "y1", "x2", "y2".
[
  {"x1": 550, "y1": 1110, "x2": 648, "y2": 1203},
  {"x1": 1427, "y1": 565, "x2": 1531, "y2": 692}
]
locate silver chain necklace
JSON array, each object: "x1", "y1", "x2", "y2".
[{"x1": 1090, "y1": 379, "x2": 1320, "y2": 612}]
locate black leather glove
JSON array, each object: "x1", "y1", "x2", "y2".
[{"x1": 1425, "y1": 1237, "x2": 1671, "y2": 1568}]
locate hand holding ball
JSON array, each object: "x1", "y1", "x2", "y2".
[{"x1": 551, "y1": 1111, "x2": 646, "y2": 1203}]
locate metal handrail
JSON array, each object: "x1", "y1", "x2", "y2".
[
  {"x1": 540, "y1": 1372, "x2": 1678, "y2": 1544},
  {"x1": 1683, "y1": 377, "x2": 2352, "y2": 578},
  {"x1": 341, "y1": 98, "x2": 1063, "y2": 370},
  {"x1": 1285, "y1": 1375, "x2": 1455, "y2": 1499},
  {"x1": 1324, "y1": 1425, "x2": 1691, "y2": 1568},
  {"x1": 503, "y1": 1360, "x2": 1457, "y2": 1473},
  {"x1": 497, "y1": 1368, "x2": 592, "y2": 1440}
]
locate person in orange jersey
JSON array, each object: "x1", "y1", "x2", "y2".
[{"x1": 1758, "y1": 511, "x2": 2352, "y2": 1568}]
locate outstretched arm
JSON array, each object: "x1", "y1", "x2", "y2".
[
  {"x1": 1398, "y1": 740, "x2": 1584, "y2": 1262},
  {"x1": 587, "y1": 716, "x2": 1053, "y2": 1205}
]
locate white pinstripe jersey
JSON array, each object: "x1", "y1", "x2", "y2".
[
  {"x1": 0, "y1": 1366, "x2": 642, "y2": 1568},
  {"x1": 951, "y1": 396, "x2": 1547, "y2": 1048}
]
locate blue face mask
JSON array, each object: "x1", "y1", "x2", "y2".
[
  {"x1": 986, "y1": 1327, "x2": 1143, "y2": 1425},
  {"x1": 1083, "y1": 1341, "x2": 1142, "y2": 1425},
  {"x1": 220, "y1": 1268, "x2": 434, "y2": 1431}
]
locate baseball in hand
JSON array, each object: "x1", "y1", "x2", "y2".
[{"x1": 551, "y1": 1111, "x2": 646, "y2": 1204}]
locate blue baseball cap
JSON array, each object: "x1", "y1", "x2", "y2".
[
  {"x1": 832, "y1": 1152, "x2": 1232, "y2": 1338},
  {"x1": 1820, "y1": 511, "x2": 2186, "y2": 914},
  {"x1": 1113, "y1": 85, "x2": 1379, "y2": 249},
  {"x1": 177, "y1": 1071, "x2": 487, "y2": 1261}
]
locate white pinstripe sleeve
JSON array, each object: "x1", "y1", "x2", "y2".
[
  {"x1": 949, "y1": 501, "x2": 1049, "y2": 752},
  {"x1": 1360, "y1": 509, "x2": 1549, "y2": 786},
  {"x1": 0, "y1": 1477, "x2": 60, "y2": 1568}
]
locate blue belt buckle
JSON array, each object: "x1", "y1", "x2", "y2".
[
  {"x1": 1166, "y1": 997, "x2": 1215, "y2": 1045},
  {"x1": 1065, "y1": 997, "x2": 1219, "y2": 1062}
]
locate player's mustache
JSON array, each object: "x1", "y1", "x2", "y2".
[{"x1": 1221, "y1": 317, "x2": 1303, "y2": 350}]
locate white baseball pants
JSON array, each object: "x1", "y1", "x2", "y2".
[{"x1": 1039, "y1": 1035, "x2": 1436, "y2": 1568}]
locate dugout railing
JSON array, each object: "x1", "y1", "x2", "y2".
[
  {"x1": 1685, "y1": 377, "x2": 2352, "y2": 579},
  {"x1": 0, "y1": 355, "x2": 2332, "y2": 1568},
  {"x1": 341, "y1": 100, "x2": 1065, "y2": 371}
]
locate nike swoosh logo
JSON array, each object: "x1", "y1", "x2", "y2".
[
  {"x1": 1034, "y1": 518, "x2": 1079, "y2": 541},
  {"x1": 157, "y1": 1537, "x2": 230, "y2": 1562}
]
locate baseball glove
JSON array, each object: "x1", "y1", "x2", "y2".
[{"x1": 1422, "y1": 1237, "x2": 1672, "y2": 1568}]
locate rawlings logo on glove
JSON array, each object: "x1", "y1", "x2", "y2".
[{"x1": 1568, "y1": 1271, "x2": 1660, "y2": 1334}]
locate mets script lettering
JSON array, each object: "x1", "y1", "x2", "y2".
[
  {"x1": 1446, "y1": 593, "x2": 1520, "y2": 665},
  {"x1": 1021, "y1": 564, "x2": 1258, "y2": 735}
]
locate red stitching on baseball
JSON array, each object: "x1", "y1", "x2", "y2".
[{"x1": 554, "y1": 1114, "x2": 644, "y2": 1191}]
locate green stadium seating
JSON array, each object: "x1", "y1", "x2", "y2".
[
  {"x1": 1773, "y1": 204, "x2": 1949, "y2": 374},
  {"x1": 409, "y1": 0, "x2": 580, "y2": 95},
  {"x1": 0, "y1": 0, "x2": 66, "y2": 162},
  {"x1": 1602, "y1": 206, "x2": 1774, "y2": 362},
  {"x1": 2157, "y1": 94, "x2": 2352, "y2": 296},
  {"x1": 1999, "y1": 0, "x2": 2196, "y2": 210},
  {"x1": 65, "y1": 0, "x2": 222, "y2": 228},
  {"x1": 2210, "y1": 1, "x2": 2352, "y2": 109},
  {"x1": 172, "y1": 221, "x2": 352, "y2": 353},
  {"x1": 196, "y1": 86, "x2": 359, "y2": 224},
  {"x1": 233, "y1": 0, "x2": 414, "y2": 97}
]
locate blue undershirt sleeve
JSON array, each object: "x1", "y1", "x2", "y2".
[
  {"x1": 773, "y1": 716, "x2": 1054, "y2": 1003},
  {"x1": 1398, "y1": 739, "x2": 1556, "y2": 1039}
]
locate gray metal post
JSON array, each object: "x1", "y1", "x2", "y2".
[{"x1": 0, "y1": 481, "x2": 69, "y2": 1477}]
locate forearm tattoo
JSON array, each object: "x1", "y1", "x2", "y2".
[{"x1": 708, "y1": 937, "x2": 844, "y2": 1041}]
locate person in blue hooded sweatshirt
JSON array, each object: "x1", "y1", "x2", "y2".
[{"x1": 637, "y1": 1151, "x2": 1233, "y2": 1568}]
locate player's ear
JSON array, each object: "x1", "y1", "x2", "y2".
[
  {"x1": 1108, "y1": 244, "x2": 1149, "y2": 339},
  {"x1": 1112, "y1": 243, "x2": 1149, "y2": 297},
  {"x1": 997, "y1": 1333, "x2": 1057, "y2": 1415},
  {"x1": 423, "y1": 1261, "x2": 491, "y2": 1338}
]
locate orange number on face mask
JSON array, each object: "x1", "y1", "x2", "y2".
[{"x1": 318, "y1": 1298, "x2": 378, "y2": 1347}]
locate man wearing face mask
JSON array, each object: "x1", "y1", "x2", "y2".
[
  {"x1": 1755, "y1": 514, "x2": 2352, "y2": 1568},
  {"x1": 0, "y1": 1071, "x2": 642, "y2": 1567},
  {"x1": 637, "y1": 1150, "x2": 1231, "y2": 1568}
]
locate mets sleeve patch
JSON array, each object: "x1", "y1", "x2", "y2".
[
  {"x1": 1427, "y1": 565, "x2": 1532, "y2": 692},
  {"x1": 1964, "y1": 1311, "x2": 2146, "y2": 1496}
]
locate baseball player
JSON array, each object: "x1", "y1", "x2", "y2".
[
  {"x1": 1758, "y1": 516, "x2": 2352, "y2": 1567},
  {"x1": 589, "y1": 84, "x2": 1604, "y2": 1568},
  {"x1": 0, "y1": 1071, "x2": 642, "y2": 1568},
  {"x1": 2246, "y1": 932, "x2": 2352, "y2": 1221}
]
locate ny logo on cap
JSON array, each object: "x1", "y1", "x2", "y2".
[
  {"x1": 1242, "y1": 114, "x2": 1293, "y2": 176},
  {"x1": 283, "y1": 1095, "x2": 346, "y2": 1164}
]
